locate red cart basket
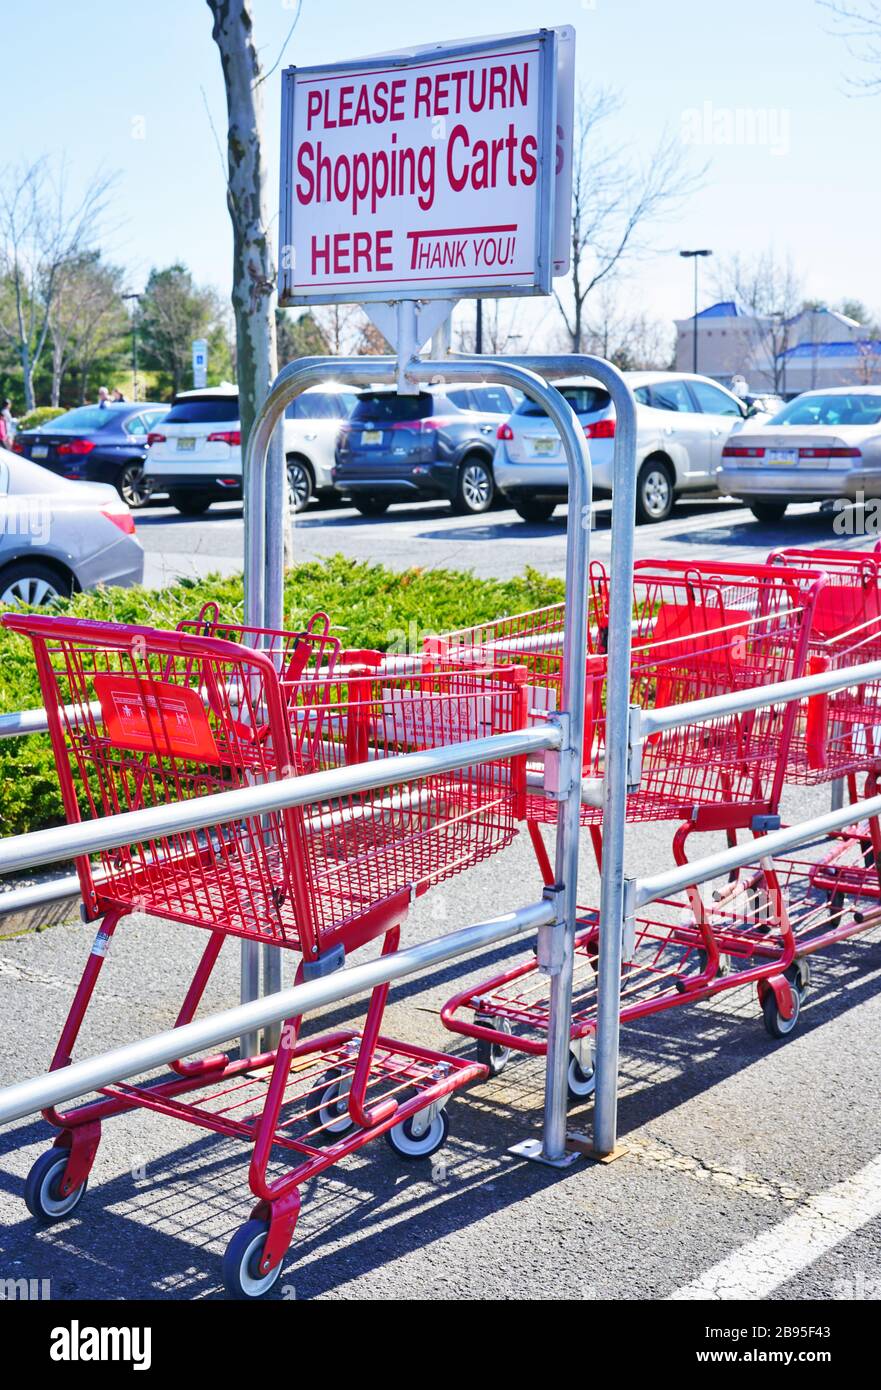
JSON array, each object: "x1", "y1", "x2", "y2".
[{"x1": 3, "y1": 612, "x2": 527, "y2": 1298}]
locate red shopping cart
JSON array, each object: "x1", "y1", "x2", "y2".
[
  {"x1": 768, "y1": 547, "x2": 881, "y2": 785},
  {"x1": 439, "y1": 558, "x2": 824, "y2": 1084},
  {"x1": 3, "y1": 612, "x2": 527, "y2": 1297}
]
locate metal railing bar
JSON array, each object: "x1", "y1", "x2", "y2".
[
  {"x1": 0, "y1": 874, "x2": 80, "y2": 918},
  {"x1": 0, "y1": 725, "x2": 561, "y2": 878},
  {"x1": 0, "y1": 897, "x2": 555, "y2": 1127},
  {"x1": 634, "y1": 792, "x2": 881, "y2": 909},
  {"x1": 639, "y1": 657, "x2": 881, "y2": 737}
]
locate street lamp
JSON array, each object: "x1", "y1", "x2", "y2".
[
  {"x1": 680, "y1": 249, "x2": 713, "y2": 375},
  {"x1": 122, "y1": 292, "x2": 142, "y2": 401}
]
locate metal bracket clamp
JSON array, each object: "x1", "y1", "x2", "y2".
[
  {"x1": 536, "y1": 884, "x2": 566, "y2": 977},
  {"x1": 626, "y1": 705, "x2": 643, "y2": 793},
  {"x1": 301, "y1": 943, "x2": 346, "y2": 982},
  {"x1": 752, "y1": 813, "x2": 781, "y2": 832},
  {"x1": 541, "y1": 711, "x2": 572, "y2": 801},
  {"x1": 622, "y1": 878, "x2": 637, "y2": 960}
]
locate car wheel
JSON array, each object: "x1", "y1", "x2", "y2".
[
  {"x1": 513, "y1": 500, "x2": 557, "y2": 523},
  {"x1": 353, "y1": 497, "x2": 390, "y2": 517},
  {"x1": 118, "y1": 462, "x2": 155, "y2": 509},
  {"x1": 286, "y1": 457, "x2": 313, "y2": 514},
  {"x1": 169, "y1": 492, "x2": 212, "y2": 516},
  {"x1": 636, "y1": 458, "x2": 674, "y2": 524},
  {"x1": 0, "y1": 562, "x2": 72, "y2": 606},
  {"x1": 748, "y1": 500, "x2": 788, "y2": 524},
  {"x1": 452, "y1": 456, "x2": 494, "y2": 515}
]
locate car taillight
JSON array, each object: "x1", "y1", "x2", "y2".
[
  {"x1": 207, "y1": 430, "x2": 241, "y2": 445},
  {"x1": 101, "y1": 509, "x2": 136, "y2": 535},
  {"x1": 57, "y1": 439, "x2": 95, "y2": 456},
  {"x1": 798, "y1": 447, "x2": 862, "y2": 459},
  {"x1": 11, "y1": 439, "x2": 24, "y2": 453},
  {"x1": 584, "y1": 418, "x2": 616, "y2": 439},
  {"x1": 146, "y1": 432, "x2": 166, "y2": 446},
  {"x1": 722, "y1": 446, "x2": 766, "y2": 457},
  {"x1": 496, "y1": 423, "x2": 514, "y2": 441}
]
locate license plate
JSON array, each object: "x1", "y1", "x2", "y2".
[
  {"x1": 361, "y1": 430, "x2": 382, "y2": 445},
  {"x1": 533, "y1": 438, "x2": 557, "y2": 456},
  {"x1": 31, "y1": 445, "x2": 48, "y2": 459},
  {"x1": 767, "y1": 449, "x2": 798, "y2": 465},
  {"x1": 177, "y1": 437, "x2": 197, "y2": 451}
]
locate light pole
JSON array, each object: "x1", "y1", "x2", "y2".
[
  {"x1": 475, "y1": 299, "x2": 483, "y2": 354},
  {"x1": 122, "y1": 292, "x2": 142, "y2": 401},
  {"x1": 680, "y1": 249, "x2": 712, "y2": 375}
]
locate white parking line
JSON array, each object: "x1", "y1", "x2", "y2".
[{"x1": 668, "y1": 1153, "x2": 881, "y2": 1300}]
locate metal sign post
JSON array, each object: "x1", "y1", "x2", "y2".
[{"x1": 241, "y1": 26, "x2": 637, "y2": 1158}]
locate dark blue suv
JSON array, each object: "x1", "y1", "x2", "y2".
[
  {"x1": 12, "y1": 402, "x2": 168, "y2": 508},
  {"x1": 332, "y1": 385, "x2": 520, "y2": 516}
]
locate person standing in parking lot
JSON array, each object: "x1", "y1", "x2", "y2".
[
  {"x1": 97, "y1": 386, "x2": 110, "y2": 407},
  {"x1": 0, "y1": 399, "x2": 13, "y2": 449}
]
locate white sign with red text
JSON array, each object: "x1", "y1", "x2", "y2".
[{"x1": 279, "y1": 31, "x2": 562, "y2": 305}]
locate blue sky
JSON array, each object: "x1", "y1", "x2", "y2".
[{"x1": 4, "y1": 0, "x2": 878, "y2": 342}]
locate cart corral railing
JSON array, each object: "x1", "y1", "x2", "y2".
[{"x1": 1, "y1": 658, "x2": 881, "y2": 1143}]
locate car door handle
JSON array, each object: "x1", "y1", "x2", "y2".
[{"x1": 480, "y1": 425, "x2": 494, "y2": 433}]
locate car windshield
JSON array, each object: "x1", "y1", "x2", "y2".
[
  {"x1": 515, "y1": 386, "x2": 611, "y2": 419},
  {"x1": 769, "y1": 394, "x2": 881, "y2": 427},
  {"x1": 350, "y1": 393, "x2": 433, "y2": 423},
  {"x1": 164, "y1": 397, "x2": 240, "y2": 424},
  {"x1": 41, "y1": 406, "x2": 119, "y2": 432}
]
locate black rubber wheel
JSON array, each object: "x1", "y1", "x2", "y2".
[
  {"x1": 286, "y1": 458, "x2": 313, "y2": 514},
  {"x1": 117, "y1": 462, "x2": 155, "y2": 509},
  {"x1": 222, "y1": 1219, "x2": 284, "y2": 1299},
  {"x1": 0, "y1": 561, "x2": 72, "y2": 605},
  {"x1": 313, "y1": 1070, "x2": 356, "y2": 1139},
  {"x1": 385, "y1": 1107, "x2": 449, "y2": 1160},
  {"x1": 635, "y1": 459, "x2": 674, "y2": 524},
  {"x1": 169, "y1": 492, "x2": 212, "y2": 516},
  {"x1": 567, "y1": 1054, "x2": 597, "y2": 1102},
  {"x1": 354, "y1": 497, "x2": 390, "y2": 517},
  {"x1": 513, "y1": 499, "x2": 556, "y2": 523},
  {"x1": 24, "y1": 1149, "x2": 87, "y2": 1223},
  {"x1": 475, "y1": 1016, "x2": 513, "y2": 1077},
  {"x1": 762, "y1": 982, "x2": 801, "y2": 1039},
  {"x1": 748, "y1": 500, "x2": 788, "y2": 524},
  {"x1": 452, "y1": 456, "x2": 494, "y2": 515}
]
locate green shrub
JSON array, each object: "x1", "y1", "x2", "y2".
[
  {"x1": 0, "y1": 555, "x2": 563, "y2": 837},
  {"x1": 15, "y1": 406, "x2": 67, "y2": 432}
]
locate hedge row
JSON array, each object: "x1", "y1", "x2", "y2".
[{"x1": 0, "y1": 555, "x2": 563, "y2": 838}]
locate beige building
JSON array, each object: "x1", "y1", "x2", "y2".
[{"x1": 674, "y1": 301, "x2": 879, "y2": 393}]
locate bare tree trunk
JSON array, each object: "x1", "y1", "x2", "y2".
[{"x1": 206, "y1": 0, "x2": 291, "y2": 568}]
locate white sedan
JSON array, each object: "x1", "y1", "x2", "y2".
[
  {"x1": 493, "y1": 370, "x2": 750, "y2": 524},
  {"x1": 718, "y1": 388, "x2": 881, "y2": 523}
]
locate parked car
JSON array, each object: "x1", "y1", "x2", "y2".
[
  {"x1": 332, "y1": 383, "x2": 521, "y2": 516},
  {"x1": 0, "y1": 448, "x2": 142, "y2": 603},
  {"x1": 493, "y1": 370, "x2": 749, "y2": 524},
  {"x1": 718, "y1": 387, "x2": 881, "y2": 523},
  {"x1": 11, "y1": 402, "x2": 168, "y2": 508},
  {"x1": 284, "y1": 384, "x2": 358, "y2": 510},
  {"x1": 143, "y1": 383, "x2": 357, "y2": 515},
  {"x1": 143, "y1": 384, "x2": 241, "y2": 515}
]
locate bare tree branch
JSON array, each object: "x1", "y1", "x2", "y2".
[{"x1": 820, "y1": 0, "x2": 881, "y2": 91}]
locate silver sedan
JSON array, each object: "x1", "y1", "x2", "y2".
[
  {"x1": 0, "y1": 448, "x2": 144, "y2": 604},
  {"x1": 718, "y1": 387, "x2": 881, "y2": 523}
]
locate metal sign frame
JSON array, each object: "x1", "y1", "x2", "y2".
[
  {"x1": 278, "y1": 29, "x2": 558, "y2": 307},
  {"x1": 240, "y1": 347, "x2": 637, "y2": 1166}
]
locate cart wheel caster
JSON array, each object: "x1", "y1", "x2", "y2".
[
  {"x1": 475, "y1": 1016, "x2": 512, "y2": 1077},
  {"x1": 385, "y1": 1107, "x2": 449, "y2": 1161},
  {"x1": 567, "y1": 1054, "x2": 596, "y2": 1102},
  {"x1": 222, "y1": 1219, "x2": 284, "y2": 1299},
  {"x1": 24, "y1": 1150, "x2": 88, "y2": 1224},
  {"x1": 314, "y1": 1070, "x2": 356, "y2": 1138},
  {"x1": 786, "y1": 960, "x2": 810, "y2": 999},
  {"x1": 761, "y1": 985, "x2": 801, "y2": 1040}
]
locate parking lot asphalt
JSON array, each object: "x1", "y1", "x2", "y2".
[
  {"x1": 138, "y1": 492, "x2": 863, "y2": 590},
  {"x1": 2, "y1": 493, "x2": 881, "y2": 1305}
]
